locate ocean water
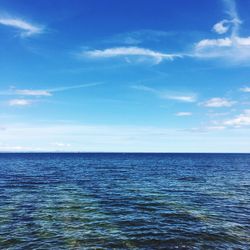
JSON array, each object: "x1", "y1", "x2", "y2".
[{"x1": 0, "y1": 153, "x2": 249, "y2": 249}]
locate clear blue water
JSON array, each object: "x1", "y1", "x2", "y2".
[{"x1": 0, "y1": 153, "x2": 249, "y2": 249}]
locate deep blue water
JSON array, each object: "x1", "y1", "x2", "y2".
[{"x1": 0, "y1": 153, "x2": 249, "y2": 249}]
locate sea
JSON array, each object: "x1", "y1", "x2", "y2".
[{"x1": 0, "y1": 153, "x2": 249, "y2": 249}]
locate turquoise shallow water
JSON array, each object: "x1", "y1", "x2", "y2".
[{"x1": 0, "y1": 153, "x2": 249, "y2": 249}]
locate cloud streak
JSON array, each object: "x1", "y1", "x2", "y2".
[
  {"x1": 201, "y1": 98, "x2": 236, "y2": 107},
  {"x1": 0, "y1": 15, "x2": 43, "y2": 37},
  {"x1": 82, "y1": 47, "x2": 181, "y2": 64},
  {"x1": 48, "y1": 82, "x2": 102, "y2": 92},
  {"x1": 2, "y1": 83, "x2": 102, "y2": 107},
  {"x1": 132, "y1": 85, "x2": 197, "y2": 103},
  {"x1": 15, "y1": 89, "x2": 52, "y2": 96},
  {"x1": 8, "y1": 99, "x2": 32, "y2": 106},
  {"x1": 175, "y1": 112, "x2": 192, "y2": 116},
  {"x1": 240, "y1": 87, "x2": 250, "y2": 93},
  {"x1": 1, "y1": 83, "x2": 102, "y2": 97}
]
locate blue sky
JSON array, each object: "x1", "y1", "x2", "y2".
[{"x1": 1, "y1": 0, "x2": 250, "y2": 152}]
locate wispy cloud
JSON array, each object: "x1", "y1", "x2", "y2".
[
  {"x1": 82, "y1": 47, "x2": 181, "y2": 64},
  {"x1": 175, "y1": 112, "x2": 192, "y2": 116},
  {"x1": 193, "y1": 0, "x2": 250, "y2": 63},
  {"x1": 15, "y1": 89, "x2": 52, "y2": 96},
  {"x1": 0, "y1": 15, "x2": 44, "y2": 37},
  {"x1": 196, "y1": 38, "x2": 232, "y2": 49},
  {"x1": 104, "y1": 29, "x2": 174, "y2": 45},
  {"x1": 48, "y1": 82, "x2": 102, "y2": 92},
  {"x1": 132, "y1": 84, "x2": 197, "y2": 103},
  {"x1": 8, "y1": 99, "x2": 32, "y2": 106},
  {"x1": 3, "y1": 83, "x2": 102, "y2": 107},
  {"x1": 201, "y1": 97, "x2": 236, "y2": 107},
  {"x1": 163, "y1": 95, "x2": 196, "y2": 103},
  {"x1": 206, "y1": 125, "x2": 226, "y2": 130},
  {"x1": 224, "y1": 109, "x2": 250, "y2": 127},
  {"x1": 1, "y1": 122, "x2": 250, "y2": 152},
  {"x1": 1, "y1": 83, "x2": 102, "y2": 97},
  {"x1": 131, "y1": 85, "x2": 156, "y2": 93},
  {"x1": 213, "y1": 19, "x2": 232, "y2": 34},
  {"x1": 76, "y1": 1, "x2": 250, "y2": 66},
  {"x1": 240, "y1": 87, "x2": 250, "y2": 93}
]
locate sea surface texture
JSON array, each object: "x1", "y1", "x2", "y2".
[{"x1": 0, "y1": 153, "x2": 249, "y2": 249}]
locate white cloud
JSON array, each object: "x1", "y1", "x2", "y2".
[
  {"x1": 82, "y1": 46, "x2": 181, "y2": 64},
  {"x1": 196, "y1": 38, "x2": 232, "y2": 49},
  {"x1": 224, "y1": 110, "x2": 250, "y2": 127},
  {"x1": 175, "y1": 112, "x2": 192, "y2": 116},
  {"x1": 132, "y1": 84, "x2": 197, "y2": 103},
  {"x1": 192, "y1": 0, "x2": 250, "y2": 63},
  {"x1": 8, "y1": 99, "x2": 32, "y2": 106},
  {"x1": 194, "y1": 35, "x2": 250, "y2": 62},
  {"x1": 164, "y1": 95, "x2": 196, "y2": 103},
  {"x1": 15, "y1": 89, "x2": 52, "y2": 96},
  {"x1": 202, "y1": 98, "x2": 235, "y2": 107},
  {"x1": 74, "y1": 1, "x2": 250, "y2": 66},
  {"x1": 0, "y1": 83, "x2": 102, "y2": 97},
  {"x1": 0, "y1": 16, "x2": 43, "y2": 37},
  {"x1": 2, "y1": 83, "x2": 102, "y2": 107},
  {"x1": 240, "y1": 87, "x2": 250, "y2": 92},
  {"x1": 213, "y1": 19, "x2": 231, "y2": 34},
  {"x1": 235, "y1": 37, "x2": 250, "y2": 45}
]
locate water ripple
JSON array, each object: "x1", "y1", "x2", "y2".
[{"x1": 0, "y1": 153, "x2": 249, "y2": 249}]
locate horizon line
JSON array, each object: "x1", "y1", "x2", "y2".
[{"x1": 0, "y1": 151, "x2": 250, "y2": 154}]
